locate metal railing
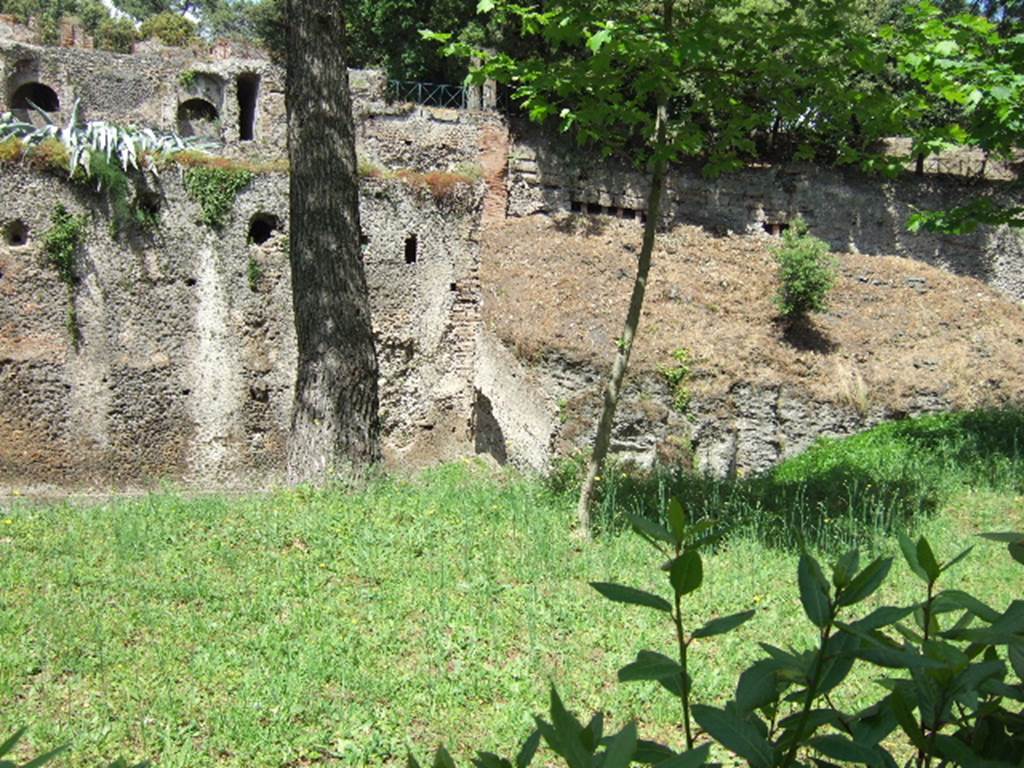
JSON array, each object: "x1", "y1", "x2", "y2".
[{"x1": 388, "y1": 80, "x2": 468, "y2": 109}]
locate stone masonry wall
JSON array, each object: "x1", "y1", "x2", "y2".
[
  {"x1": 506, "y1": 127, "x2": 1024, "y2": 301},
  {"x1": 0, "y1": 167, "x2": 483, "y2": 489}
]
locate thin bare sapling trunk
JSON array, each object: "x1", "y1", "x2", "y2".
[
  {"x1": 576, "y1": 93, "x2": 672, "y2": 537},
  {"x1": 285, "y1": 0, "x2": 381, "y2": 483}
]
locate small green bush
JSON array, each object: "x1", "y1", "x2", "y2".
[
  {"x1": 138, "y1": 12, "x2": 196, "y2": 46},
  {"x1": 41, "y1": 205, "x2": 88, "y2": 344},
  {"x1": 183, "y1": 166, "x2": 254, "y2": 228},
  {"x1": 660, "y1": 347, "x2": 693, "y2": 414},
  {"x1": 773, "y1": 217, "x2": 837, "y2": 321},
  {"x1": 93, "y1": 16, "x2": 138, "y2": 52}
]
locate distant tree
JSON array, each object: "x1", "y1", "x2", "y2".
[
  {"x1": 284, "y1": 0, "x2": 381, "y2": 482},
  {"x1": 889, "y1": 0, "x2": 1024, "y2": 232}
]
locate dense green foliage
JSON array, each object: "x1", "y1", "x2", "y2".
[
  {"x1": 563, "y1": 408, "x2": 1024, "y2": 549},
  {"x1": 772, "y1": 218, "x2": 838, "y2": 321},
  {"x1": 183, "y1": 165, "x2": 254, "y2": 228},
  {"x1": 137, "y1": 11, "x2": 197, "y2": 45},
  {"x1": 41, "y1": 204, "x2": 87, "y2": 343},
  {"x1": 1, "y1": 413, "x2": 1023, "y2": 766},
  {"x1": 414, "y1": 508, "x2": 1024, "y2": 768}
]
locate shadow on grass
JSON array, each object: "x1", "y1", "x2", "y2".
[{"x1": 561, "y1": 408, "x2": 1024, "y2": 550}]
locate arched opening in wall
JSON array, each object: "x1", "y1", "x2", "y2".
[
  {"x1": 4, "y1": 220, "x2": 28, "y2": 247},
  {"x1": 404, "y1": 234, "x2": 418, "y2": 264},
  {"x1": 177, "y1": 98, "x2": 219, "y2": 138},
  {"x1": 10, "y1": 82, "x2": 59, "y2": 112},
  {"x1": 236, "y1": 73, "x2": 260, "y2": 141},
  {"x1": 248, "y1": 213, "x2": 280, "y2": 244}
]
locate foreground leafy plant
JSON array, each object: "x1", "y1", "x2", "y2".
[{"x1": 411, "y1": 499, "x2": 1024, "y2": 767}]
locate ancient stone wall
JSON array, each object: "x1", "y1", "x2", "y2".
[
  {"x1": 506, "y1": 128, "x2": 1024, "y2": 301},
  {"x1": 0, "y1": 167, "x2": 483, "y2": 489},
  {"x1": 4, "y1": 29, "x2": 1024, "y2": 488}
]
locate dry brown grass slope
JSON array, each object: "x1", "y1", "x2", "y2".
[{"x1": 482, "y1": 214, "x2": 1024, "y2": 412}]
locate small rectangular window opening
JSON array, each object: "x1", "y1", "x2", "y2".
[
  {"x1": 404, "y1": 234, "x2": 418, "y2": 264},
  {"x1": 621, "y1": 208, "x2": 636, "y2": 220},
  {"x1": 571, "y1": 200, "x2": 583, "y2": 213},
  {"x1": 237, "y1": 73, "x2": 260, "y2": 142}
]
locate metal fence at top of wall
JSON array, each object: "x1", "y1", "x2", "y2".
[{"x1": 388, "y1": 80, "x2": 469, "y2": 109}]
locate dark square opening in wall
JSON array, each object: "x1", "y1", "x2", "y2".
[
  {"x1": 237, "y1": 73, "x2": 259, "y2": 141},
  {"x1": 248, "y1": 212, "x2": 280, "y2": 244},
  {"x1": 404, "y1": 234, "x2": 418, "y2": 264},
  {"x1": 763, "y1": 221, "x2": 790, "y2": 237},
  {"x1": 571, "y1": 200, "x2": 583, "y2": 213},
  {"x1": 4, "y1": 219, "x2": 28, "y2": 246},
  {"x1": 586, "y1": 202, "x2": 602, "y2": 215},
  {"x1": 621, "y1": 208, "x2": 636, "y2": 220}
]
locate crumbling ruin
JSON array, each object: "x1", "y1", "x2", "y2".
[{"x1": 2, "y1": 19, "x2": 1024, "y2": 490}]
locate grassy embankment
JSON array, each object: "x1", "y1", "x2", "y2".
[{"x1": 1, "y1": 409, "x2": 1022, "y2": 767}]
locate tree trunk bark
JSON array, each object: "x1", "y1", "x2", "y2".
[
  {"x1": 576, "y1": 0, "x2": 675, "y2": 537},
  {"x1": 285, "y1": 0, "x2": 381, "y2": 483}
]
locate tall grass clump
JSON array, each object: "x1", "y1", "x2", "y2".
[{"x1": 559, "y1": 408, "x2": 1024, "y2": 550}]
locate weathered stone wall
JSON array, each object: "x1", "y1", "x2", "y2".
[
  {"x1": 506, "y1": 128, "x2": 1024, "y2": 301},
  {"x1": 0, "y1": 32, "x2": 389, "y2": 159},
  {"x1": 0, "y1": 167, "x2": 483, "y2": 488},
  {"x1": 5, "y1": 30, "x2": 1024, "y2": 488}
]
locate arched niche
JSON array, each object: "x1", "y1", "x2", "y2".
[
  {"x1": 9, "y1": 82, "x2": 60, "y2": 113},
  {"x1": 177, "y1": 98, "x2": 220, "y2": 138}
]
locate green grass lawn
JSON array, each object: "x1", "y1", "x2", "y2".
[{"x1": 1, "y1": 411, "x2": 1023, "y2": 767}]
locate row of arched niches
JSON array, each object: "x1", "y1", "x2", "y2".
[{"x1": 5, "y1": 67, "x2": 262, "y2": 143}]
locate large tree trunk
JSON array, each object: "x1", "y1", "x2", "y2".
[
  {"x1": 285, "y1": 0, "x2": 380, "y2": 483},
  {"x1": 576, "y1": 0, "x2": 675, "y2": 538}
]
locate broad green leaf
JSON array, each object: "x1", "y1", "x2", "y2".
[
  {"x1": 692, "y1": 609, "x2": 755, "y2": 639},
  {"x1": 852, "y1": 644, "x2": 945, "y2": 669},
  {"x1": 0, "y1": 730, "x2": 26, "y2": 759},
  {"x1": 916, "y1": 537, "x2": 940, "y2": 582},
  {"x1": 591, "y1": 582, "x2": 672, "y2": 613},
  {"x1": 691, "y1": 705, "x2": 773, "y2": 768},
  {"x1": 888, "y1": 690, "x2": 928, "y2": 752},
  {"x1": 1011, "y1": 541, "x2": 1024, "y2": 566},
  {"x1": 735, "y1": 659, "x2": 779, "y2": 715},
  {"x1": 581, "y1": 713, "x2": 603, "y2": 753},
  {"x1": 837, "y1": 557, "x2": 892, "y2": 607},
  {"x1": 477, "y1": 0, "x2": 495, "y2": 12},
  {"x1": 601, "y1": 721, "x2": 637, "y2": 768},
  {"x1": 515, "y1": 729, "x2": 540, "y2": 768},
  {"x1": 433, "y1": 746, "x2": 457, "y2": 768},
  {"x1": 618, "y1": 650, "x2": 682, "y2": 683},
  {"x1": 473, "y1": 752, "x2": 512, "y2": 768},
  {"x1": 832, "y1": 550, "x2": 859, "y2": 589},
  {"x1": 634, "y1": 740, "x2": 674, "y2": 765},
  {"x1": 625, "y1": 513, "x2": 674, "y2": 546},
  {"x1": 669, "y1": 550, "x2": 703, "y2": 597},
  {"x1": 1009, "y1": 641, "x2": 1024, "y2": 681},
  {"x1": 898, "y1": 533, "x2": 927, "y2": 581},
  {"x1": 940, "y1": 545, "x2": 973, "y2": 574},
  {"x1": 408, "y1": 753, "x2": 424, "y2": 768},
  {"x1": 666, "y1": 497, "x2": 686, "y2": 546},
  {"x1": 934, "y1": 590, "x2": 1000, "y2": 623},
  {"x1": 847, "y1": 606, "x2": 914, "y2": 632},
  {"x1": 548, "y1": 688, "x2": 589, "y2": 768},
  {"x1": 654, "y1": 743, "x2": 711, "y2": 768},
  {"x1": 810, "y1": 735, "x2": 882, "y2": 766},
  {"x1": 798, "y1": 554, "x2": 831, "y2": 628},
  {"x1": 587, "y1": 29, "x2": 612, "y2": 54}
]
